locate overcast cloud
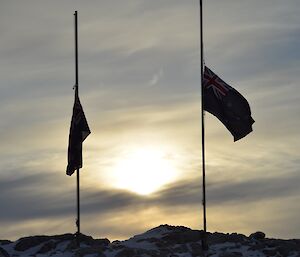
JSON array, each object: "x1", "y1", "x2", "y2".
[{"x1": 0, "y1": 0, "x2": 300, "y2": 241}]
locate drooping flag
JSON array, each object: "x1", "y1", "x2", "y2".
[
  {"x1": 66, "y1": 89, "x2": 91, "y2": 176},
  {"x1": 203, "y1": 66, "x2": 254, "y2": 141}
]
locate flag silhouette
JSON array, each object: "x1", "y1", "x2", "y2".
[
  {"x1": 203, "y1": 66, "x2": 254, "y2": 141},
  {"x1": 66, "y1": 89, "x2": 90, "y2": 176}
]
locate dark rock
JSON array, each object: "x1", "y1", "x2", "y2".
[
  {"x1": 137, "y1": 237, "x2": 159, "y2": 243},
  {"x1": 161, "y1": 248, "x2": 173, "y2": 255},
  {"x1": 265, "y1": 240, "x2": 278, "y2": 248},
  {"x1": 190, "y1": 242, "x2": 203, "y2": 257},
  {"x1": 111, "y1": 243, "x2": 125, "y2": 250},
  {"x1": 94, "y1": 238, "x2": 110, "y2": 247},
  {"x1": 4, "y1": 226, "x2": 300, "y2": 257},
  {"x1": 14, "y1": 233, "x2": 74, "y2": 252},
  {"x1": 262, "y1": 249, "x2": 277, "y2": 256},
  {"x1": 64, "y1": 234, "x2": 109, "y2": 251},
  {"x1": 276, "y1": 245, "x2": 291, "y2": 256},
  {"x1": 231, "y1": 252, "x2": 243, "y2": 257},
  {"x1": 134, "y1": 248, "x2": 157, "y2": 257},
  {"x1": 0, "y1": 241, "x2": 11, "y2": 246},
  {"x1": 228, "y1": 233, "x2": 248, "y2": 243},
  {"x1": 208, "y1": 232, "x2": 247, "y2": 245},
  {"x1": 65, "y1": 239, "x2": 78, "y2": 251},
  {"x1": 278, "y1": 240, "x2": 300, "y2": 253},
  {"x1": 37, "y1": 240, "x2": 57, "y2": 254},
  {"x1": 155, "y1": 240, "x2": 168, "y2": 248},
  {"x1": 0, "y1": 247, "x2": 10, "y2": 257},
  {"x1": 292, "y1": 239, "x2": 300, "y2": 246},
  {"x1": 14, "y1": 235, "x2": 50, "y2": 251},
  {"x1": 65, "y1": 236, "x2": 91, "y2": 251},
  {"x1": 219, "y1": 252, "x2": 243, "y2": 257},
  {"x1": 74, "y1": 246, "x2": 106, "y2": 257},
  {"x1": 51, "y1": 233, "x2": 74, "y2": 241},
  {"x1": 162, "y1": 230, "x2": 203, "y2": 244},
  {"x1": 173, "y1": 244, "x2": 188, "y2": 253},
  {"x1": 248, "y1": 241, "x2": 266, "y2": 251},
  {"x1": 76, "y1": 233, "x2": 95, "y2": 246},
  {"x1": 152, "y1": 224, "x2": 185, "y2": 232},
  {"x1": 137, "y1": 248, "x2": 163, "y2": 257},
  {"x1": 115, "y1": 248, "x2": 136, "y2": 257},
  {"x1": 249, "y1": 231, "x2": 266, "y2": 240}
]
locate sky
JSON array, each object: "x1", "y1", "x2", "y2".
[{"x1": 0, "y1": 0, "x2": 300, "y2": 241}]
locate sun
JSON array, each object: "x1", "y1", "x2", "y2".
[{"x1": 111, "y1": 147, "x2": 178, "y2": 195}]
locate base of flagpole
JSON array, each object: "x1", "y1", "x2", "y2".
[
  {"x1": 75, "y1": 231, "x2": 81, "y2": 247},
  {"x1": 201, "y1": 237, "x2": 209, "y2": 251}
]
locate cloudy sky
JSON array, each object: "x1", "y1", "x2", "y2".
[{"x1": 0, "y1": 0, "x2": 300, "y2": 241}]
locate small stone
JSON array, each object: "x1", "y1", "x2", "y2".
[{"x1": 249, "y1": 231, "x2": 266, "y2": 240}]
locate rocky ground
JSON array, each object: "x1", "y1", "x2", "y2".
[{"x1": 0, "y1": 225, "x2": 299, "y2": 257}]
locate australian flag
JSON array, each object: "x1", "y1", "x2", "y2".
[
  {"x1": 203, "y1": 66, "x2": 254, "y2": 141},
  {"x1": 66, "y1": 88, "x2": 91, "y2": 176}
]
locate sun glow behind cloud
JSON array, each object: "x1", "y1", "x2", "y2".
[
  {"x1": 0, "y1": 0, "x2": 300, "y2": 241},
  {"x1": 109, "y1": 147, "x2": 179, "y2": 195}
]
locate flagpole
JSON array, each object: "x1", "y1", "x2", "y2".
[
  {"x1": 199, "y1": 0, "x2": 208, "y2": 251},
  {"x1": 75, "y1": 11, "x2": 79, "y2": 94},
  {"x1": 76, "y1": 167, "x2": 80, "y2": 236},
  {"x1": 74, "y1": 10, "x2": 81, "y2": 244}
]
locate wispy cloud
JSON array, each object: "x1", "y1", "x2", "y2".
[
  {"x1": 148, "y1": 69, "x2": 164, "y2": 86},
  {"x1": 0, "y1": 0, "x2": 300, "y2": 241}
]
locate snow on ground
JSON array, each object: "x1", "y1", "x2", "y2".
[{"x1": 1, "y1": 225, "x2": 300, "y2": 257}]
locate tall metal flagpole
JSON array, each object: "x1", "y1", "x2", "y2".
[
  {"x1": 199, "y1": 0, "x2": 208, "y2": 251},
  {"x1": 74, "y1": 10, "x2": 81, "y2": 241}
]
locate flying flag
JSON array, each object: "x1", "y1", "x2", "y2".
[
  {"x1": 203, "y1": 66, "x2": 254, "y2": 141},
  {"x1": 66, "y1": 89, "x2": 91, "y2": 176}
]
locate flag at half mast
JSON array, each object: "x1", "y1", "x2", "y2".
[
  {"x1": 203, "y1": 66, "x2": 254, "y2": 141},
  {"x1": 66, "y1": 87, "x2": 90, "y2": 176}
]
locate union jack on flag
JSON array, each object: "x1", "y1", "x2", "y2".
[
  {"x1": 66, "y1": 88, "x2": 90, "y2": 176},
  {"x1": 202, "y1": 65, "x2": 254, "y2": 141},
  {"x1": 203, "y1": 66, "x2": 232, "y2": 99}
]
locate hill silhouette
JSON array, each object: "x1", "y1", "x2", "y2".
[{"x1": 1, "y1": 225, "x2": 299, "y2": 257}]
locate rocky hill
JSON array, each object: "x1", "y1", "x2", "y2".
[{"x1": 0, "y1": 225, "x2": 299, "y2": 257}]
